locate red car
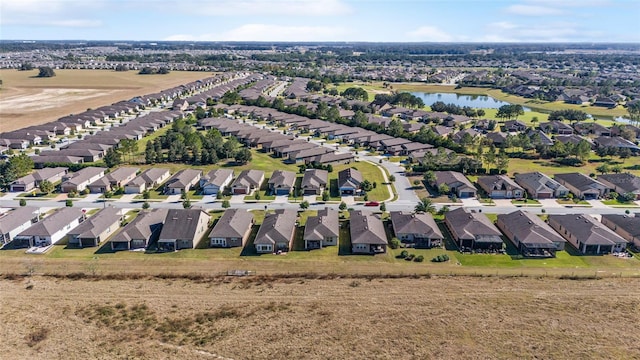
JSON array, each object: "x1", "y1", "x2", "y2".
[{"x1": 364, "y1": 201, "x2": 380, "y2": 207}]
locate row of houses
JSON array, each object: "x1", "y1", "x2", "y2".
[
  {"x1": 445, "y1": 207, "x2": 636, "y2": 256},
  {"x1": 430, "y1": 171, "x2": 640, "y2": 200}
]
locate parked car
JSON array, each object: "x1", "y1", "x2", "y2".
[{"x1": 364, "y1": 201, "x2": 380, "y2": 207}]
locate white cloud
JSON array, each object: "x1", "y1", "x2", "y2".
[
  {"x1": 484, "y1": 21, "x2": 604, "y2": 42},
  {"x1": 176, "y1": 0, "x2": 351, "y2": 16},
  {"x1": 165, "y1": 24, "x2": 348, "y2": 42},
  {"x1": 505, "y1": 4, "x2": 563, "y2": 16},
  {"x1": 0, "y1": 0, "x2": 104, "y2": 27},
  {"x1": 406, "y1": 26, "x2": 455, "y2": 42}
]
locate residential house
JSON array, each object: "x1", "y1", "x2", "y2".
[
  {"x1": 67, "y1": 207, "x2": 123, "y2": 248},
  {"x1": 157, "y1": 209, "x2": 211, "y2": 251},
  {"x1": 9, "y1": 167, "x2": 68, "y2": 192},
  {"x1": 268, "y1": 170, "x2": 297, "y2": 196},
  {"x1": 301, "y1": 169, "x2": 328, "y2": 196},
  {"x1": 390, "y1": 211, "x2": 443, "y2": 248},
  {"x1": 601, "y1": 214, "x2": 640, "y2": 248},
  {"x1": 574, "y1": 122, "x2": 611, "y2": 137},
  {"x1": 502, "y1": 120, "x2": 528, "y2": 132},
  {"x1": 88, "y1": 166, "x2": 139, "y2": 193},
  {"x1": 593, "y1": 96, "x2": 617, "y2": 108},
  {"x1": 0, "y1": 207, "x2": 39, "y2": 245},
  {"x1": 163, "y1": 169, "x2": 202, "y2": 195},
  {"x1": 109, "y1": 209, "x2": 168, "y2": 251},
  {"x1": 200, "y1": 169, "x2": 234, "y2": 196},
  {"x1": 514, "y1": 172, "x2": 569, "y2": 199},
  {"x1": 208, "y1": 209, "x2": 254, "y2": 248},
  {"x1": 13, "y1": 207, "x2": 84, "y2": 248},
  {"x1": 594, "y1": 136, "x2": 640, "y2": 154},
  {"x1": 444, "y1": 208, "x2": 503, "y2": 251},
  {"x1": 548, "y1": 214, "x2": 627, "y2": 254},
  {"x1": 254, "y1": 209, "x2": 297, "y2": 253},
  {"x1": 432, "y1": 171, "x2": 477, "y2": 198},
  {"x1": 303, "y1": 207, "x2": 339, "y2": 250},
  {"x1": 496, "y1": 210, "x2": 566, "y2": 258},
  {"x1": 554, "y1": 173, "x2": 608, "y2": 200},
  {"x1": 597, "y1": 173, "x2": 640, "y2": 200},
  {"x1": 338, "y1": 168, "x2": 363, "y2": 196},
  {"x1": 124, "y1": 168, "x2": 171, "y2": 194},
  {"x1": 350, "y1": 210, "x2": 387, "y2": 254},
  {"x1": 231, "y1": 169, "x2": 265, "y2": 195},
  {"x1": 477, "y1": 175, "x2": 524, "y2": 199},
  {"x1": 60, "y1": 167, "x2": 107, "y2": 193},
  {"x1": 539, "y1": 121, "x2": 573, "y2": 135}
]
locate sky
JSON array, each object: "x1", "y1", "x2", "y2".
[{"x1": 1, "y1": 0, "x2": 639, "y2": 43}]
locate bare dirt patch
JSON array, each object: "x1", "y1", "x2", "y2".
[
  {"x1": 0, "y1": 69, "x2": 211, "y2": 133},
  {"x1": 1, "y1": 275, "x2": 639, "y2": 360}
]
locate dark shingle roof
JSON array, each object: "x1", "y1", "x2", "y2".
[
  {"x1": 390, "y1": 211, "x2": 443, "y2": 239},
  {"x1": 497, "y1": 210, "x2": 565, "y2": 247},
  {"x1": 304, "y1": 207, "x2": 339, "y2": 241},
  {"x1": 208, "y1": 209, "x2": 254, "y2": 239},
  {"x1": 549, "y1": 214, "x2": 627, "y2": 245},
  {"x1": 349, "y1": 210, "x2": 387, "y2": 245}
]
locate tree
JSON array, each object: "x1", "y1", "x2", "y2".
[
  {"x1": 8, "y1": 153, "x2": 34, "y2": 179},
  {"x1": 299, "y1": 200, "x2": 309, "y2": 210},
  {"x1": 379, "y1": 202, "x2": 386, "y2": 212},
  {"x1": 19, "y1": 199, "x2": 27, "y2": 207},
  {"x1": 142, "y1": 190, "x2": 151, "y2": 200},
  {"x1": 596, "y1": 164, "x2": 610, "y2": 174},
  {"x1": 39, "y1": 180, "x2": 53, "y2": 195},
  {"x1": 415, "y1": 198, "x2": 435, "y2": 214},
  {"x1": 438, "y1": 183, "x2": 450, "y2": 195},
  {"x1": 423, "y1": 171, "x2": 436, "y2": 184},
  {"x1": 145, "y1": 141, "x2": 156, "y2": 164},
  {"x1": 495, "y1": 153, "x2": 510, "y2": 173},
  {"x1": 65, "y1": 199, "x2": 73, "y2": 207},
  {"x1": 19, "y1": 63, "x2": 34, "y2": 71},
  {"x1": 221, "y1": 199, "x2": 231, "y2": 208},
  {"x1": 339, "y1": 201, "x2": 347, "y2": 210},
  {"x1": 361, "y1": 180, "x2": 373, "y2": 192},
  {"x1": 37, "y1": 66, "x2": 56, "y2": 78},
  {"x1": 182, "y1": 198, "x2": 192, "y2": 209},
  {"x1": 234, "y1": 148, "x2": 252, "y2": 164},
  {"x1": 322, "y1": 191, "x2": 329, "y2": 202},
  {"x1": 254, "y1": 192, "x2": 261, "y2": 200},
  {"x1": 142, "y1": 201, "x2": 150, "y2": 210},
  {"x1": 103, "y1": 148, "x2": 122, "y2": 168},
  {"x1": 119, "y1": 139, "x2": 138, "y2": 164},
  {"x1": 611, "y1": 165, "x2": 623, "y2": 174},
  {"x1": 389, "y1": 174, "x2": 396, "y2": 182}
]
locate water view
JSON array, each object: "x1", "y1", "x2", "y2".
[{"x1": 411, "y1": 92, "x2": 531, "y2": 111}]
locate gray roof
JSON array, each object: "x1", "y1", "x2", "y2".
[
  {"x1": 11, "y1": 167, "x2": 68, "y2": 186},
  {"x1": 445, "y1": 208, "x2": 502, "y2": 242},
  {"x1": 159, "y1": 209, "x2": 210, "y2": 240},
  {"x1": 254, "y1": 209, "x2": 297, "y2": 245},
  {"x1": 601, "y1": 214, "x2": 640, "y2": 238},
  {"x1": 390, "y1": 211, "x2": 443, "y2": 240},
  {"x1": 304, "y1": 207, "x2": 339, "y2": 241},
  {"x1": 477, "y1": 175, "x2": 523, "y2": 193},
  {"x1": 67, "y1": 207, "x2": 122, "y2": 238},
  {"x1": 338, "y1": 168, "x2": 363, "y2": 189},
  {"x1": 165, "y1": 169, "x2": 202, "y2": 189},
  {"x1": 554, "y1": 173, "x2": 606, "y2": 192},
  {"x1": 202, "y1": 169, "x2": 234, "y2": 187},
  {"x1": 0, "y1": 207, "x2": 38, "y2": 234},
  {"x1": 301, "y1": 169, "x2": 328, "y2": 190},
  {"x1": 110, "y1": 209, "x2": 168, "y2": 242},
  {"x1": 434, "y1": 171, "x2": 475, "y2": 189},
  {"x1": 514, "y1": 172, "x2": 566, "y2": 194},
  {"x1": 349, "y1": 210, "x2": 387, "y2": 245},
  {"x1": 268, "y1": 170, "x2": 296, "y2": 188},
  {"x1": 549, "y1": 214, "x2": 627, "y2": 245},
  {"x1": 17, "y1": 207, "x2": 84, "y2": 237},
  {"x1": 208, "y1": 209, "x2": 254, "y2": 239},
  {"x1": 128, "y1": 168, "x2": 170, "y2": 187},
  {"x1": 62, "y1": 167, "x2": 107, "y2": 185},
  {"x1": 232, "y1": 169, "x2": 264, "y2": 188},
  {"x1": 597, "y1": 173, "x2": 640, "y2": 193},
  {"x1": 105, "y1": 167, "x2": 139, "y2": 183},
  {"x1": 497, "y1": 210, "x2": 565, "y2": 247}
]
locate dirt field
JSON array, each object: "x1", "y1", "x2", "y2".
[
  {"x1": 0, "y1": 69, "x2": 211, "y2": 133},
  {"x1": 1, "y1": 275, "x2": 638, "y2": 360}
]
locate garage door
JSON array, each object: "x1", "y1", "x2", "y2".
[
  {"x1": 537, "y1": 193, "x2": 552, "y2": 199},
  {"x1": 276, "y1": 189, "x2": 290, "y2": 196},
  {"x1": 234, "y1": 188, "x2": 247, "y2": 195},
  {"x1": 11, "y1": 185, "x2": 26, "y2": 192},
  {"x1": 460, "y1": 192, "x2": 474, "y2": 198}
]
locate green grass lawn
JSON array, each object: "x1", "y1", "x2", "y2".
[
  {"x1": 16, "y1": 191, "x2": 58, "y2": 199},
  {"x1": 134, "y1": 190, "x2": 169, "y2": 200},
  {"x1": 507, "y1": 156, "x2": 640, "y2": 178},
  {"x1": 326, "y1": 161, "x2": 391, "y2": 202},
  {"x1": 556, "y1": 198, "x2": 591, "y2": 205},
  {"x1": 602, "y1": 199, "x2": 639, "y2": 207},
  {"x1": 511, "y1": 199, "x2": 542, "y2": 206}
]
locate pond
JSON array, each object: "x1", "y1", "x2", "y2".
[{"x1": 411, "y1": 92, "x2": 531, "y2": 111}]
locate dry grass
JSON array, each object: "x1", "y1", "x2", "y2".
[
  {"x1": 1, "y1": 275, "x2": 639, "y2": 359},
  {"x1": 0, "y1": 69, "x2": 211, "y2": 132}
]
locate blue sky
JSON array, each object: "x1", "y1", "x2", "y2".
[{"x1": 1, "y1": 0, "x2": 638, "y2": 42}]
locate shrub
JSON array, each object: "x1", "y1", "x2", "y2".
[
  {"x1": 142, "y1": 201, "x2": 150, "y2": 210},
  {"x1": 399, "y1": 250, "x2": 409, "y2": 259},
  {"x1": 19, "y1": 199, "x2": 27, "y2": 207},
  {"x1": 65, "y1": 199, "x2": 73, "y2": 207},
  {"x1": 414, "y1": 255, "x2": 424, "y2": 262},
  {"x1": 389, "y1": 238, "x2": 400, "y2": 249},
  {"x1": 405, "y1": 254, "x2": 415, "y2": 261},
  {"x1": 221, "y1": 200, "x2": 231, "y2": 208}
]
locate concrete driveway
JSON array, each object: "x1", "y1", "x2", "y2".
[{"x1": 230, "y1": 194, "x2": 246, "y2": 204}]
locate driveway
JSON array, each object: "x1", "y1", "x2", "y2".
[
  {"x1": 538, "y1": 199, "x2": 563, "y2": 209},
  {"x1": 460, "y1": 198, "x2": 482, "y2": 207},
  {"x1": 587, "y1": 200, "x2": 608, "y2": 209},
  {"x1": 273, "y1": 195, "x2": 289, "y2": 204},
  {"x1": 230, "y1": 194, "x2": 246, "y2": 204}
]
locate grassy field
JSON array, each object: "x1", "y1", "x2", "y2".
[
  {"x1": 506, "y1": 156, "x2": 640, "y2": 177},
  {"x1": 0, "y1": 69, "x2": 212, "y2": 133},
  {"x1": 1, "y1": 275, "x2": 639, "y2": 360}
]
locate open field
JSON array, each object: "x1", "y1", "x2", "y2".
[
  {"x1": 0, "y1": 69, "x2": 211, "y2": 133},
  {"x1": 1, "y1": 275, "x2": 639, "y2": 360}
]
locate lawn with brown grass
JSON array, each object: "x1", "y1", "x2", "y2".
[
  {"x1": 0, "y1": 69, "x2": 212, "y2": 132},
  {"x1": 1, "y1": 275, "x2": 639, "y2": 360}
]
